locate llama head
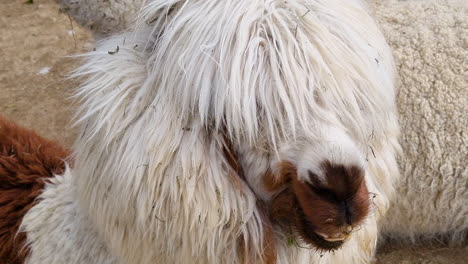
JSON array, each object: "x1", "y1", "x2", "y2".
[{"x1": 267, "y1": 130, "x2": 370, "y2": 251}]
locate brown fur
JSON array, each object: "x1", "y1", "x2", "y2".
[
  {"x1": 263, "y1": 161, "x2": 295, "y2": 193},
  {"x1": 268, "y1": 160, "x2": 370, "y2": 251},
  {"x1": 237, "y1": 213, "x2": 278, "y2": 264},
  {"x1": 259, "y1": 214, "x2": 277, "y2": 264},
  {"x1": 222, "y1": 137, "x2": 246, "y2": 191},
  {"x1": 0, "y1": 116, "x2": 69, "y2": 264}
]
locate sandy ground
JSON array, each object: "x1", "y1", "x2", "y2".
[
  {"x1": 0, "y1": 0, "x2": 466, "y2": 263},
  {"x1": 0, "y1": 0, "x2": 91, "y2": 147}
]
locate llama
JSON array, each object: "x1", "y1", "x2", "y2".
[
  {"x1": 11, "y1": 0, "x2": 399, "y2": 263},
  {"x1": 0, "y1": 116, "x2": 69, "y2": 264},
  {"x1": 370, "y1": 0, "x2": 468, "y2": 245},
  {"x1": 58, "y1": 0, "x2": 468, "y2": 247}
]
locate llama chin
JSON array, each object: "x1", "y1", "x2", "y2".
[{"x1": 15, "y1": 0, "x2": 400, "y2": 263}]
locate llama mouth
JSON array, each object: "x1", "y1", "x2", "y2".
[
  {"x1": 295, "y1": 203, "x2": 346, "y2": 251},
  {"x1": 307, "y1": 231, "x2": 345, "y2": 250},
  {"x1": 300, "y1": 224, "x2": 346, "y2": 251},
  {"x1": 314, "y1": 232, "x2": 348, "y2": 242}
]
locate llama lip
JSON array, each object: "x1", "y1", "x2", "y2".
[
  {"x1": 307, "y1": 232, "x2": 345, "y2": 250},
  {"x1": 294, "y1": 198, "x2": 346, "y2": 251},
  {"x1": 314, "y1": 231, "x2": 349, "y2": 242}
]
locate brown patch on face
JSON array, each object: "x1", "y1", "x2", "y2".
[
  {"x1": 269, "y1": 160, "x2": 370, "y2": 251},
  {"x1": 293, "y1": 161, "x2": 370, "y2": 237},
  {"x1": 263, "y1": 161, "x2": 295, "y2": 193},
  {"x1": 269, "y1": 187, "x2": 296, "y2": 230},
  {"x1": 0, "y1": 116, "x2": 69, "y2": 264}
]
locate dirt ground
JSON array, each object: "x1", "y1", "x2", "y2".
[{"x1": 0, "y1": 0, "x2": 466, "y2": 263}]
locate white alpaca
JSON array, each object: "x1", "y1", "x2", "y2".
[
  {"x1": 370, "y1": 0, "x2": 468, "y2": 245},
  {"x1": 58, "y1": 0, "x2": 468, "y2": 246},
  {"x1": 22, "y1": 0, "x2": 399, "y2": 263}
]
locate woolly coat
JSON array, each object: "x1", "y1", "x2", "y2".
[
  {"x1": 19, "y1": 0, "x2": 400, "y2": 263},
  {"x1": 0, "y1": 116, "x2": 69, "y2": 264},
  {"x1": 370, "y1": 0, "x2": 468, "y2": 243},
  {"x1": 57, "y1": 0, "x2": 468, "y2": 244}
]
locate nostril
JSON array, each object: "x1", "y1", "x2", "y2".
[{"x1": 344, "y1": 200, "x2": 353, "y2": 225}]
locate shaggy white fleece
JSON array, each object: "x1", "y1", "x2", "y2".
[
  {"x1": 57, "y1": 0, "x2": 468, "y2": 245},
  {"x1": 370, "y1": 0, "x2": 468, "y2": 244},
  {"x1": 21, "y1": 168, "x2": 117, "y2": 264},
  {"x1": 22, "y1": 0, "x2": 400, "y2": 263}
]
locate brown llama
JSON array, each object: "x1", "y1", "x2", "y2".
[{"x1": 0, "y1": 116, "x2": 69, "y2": 264}]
